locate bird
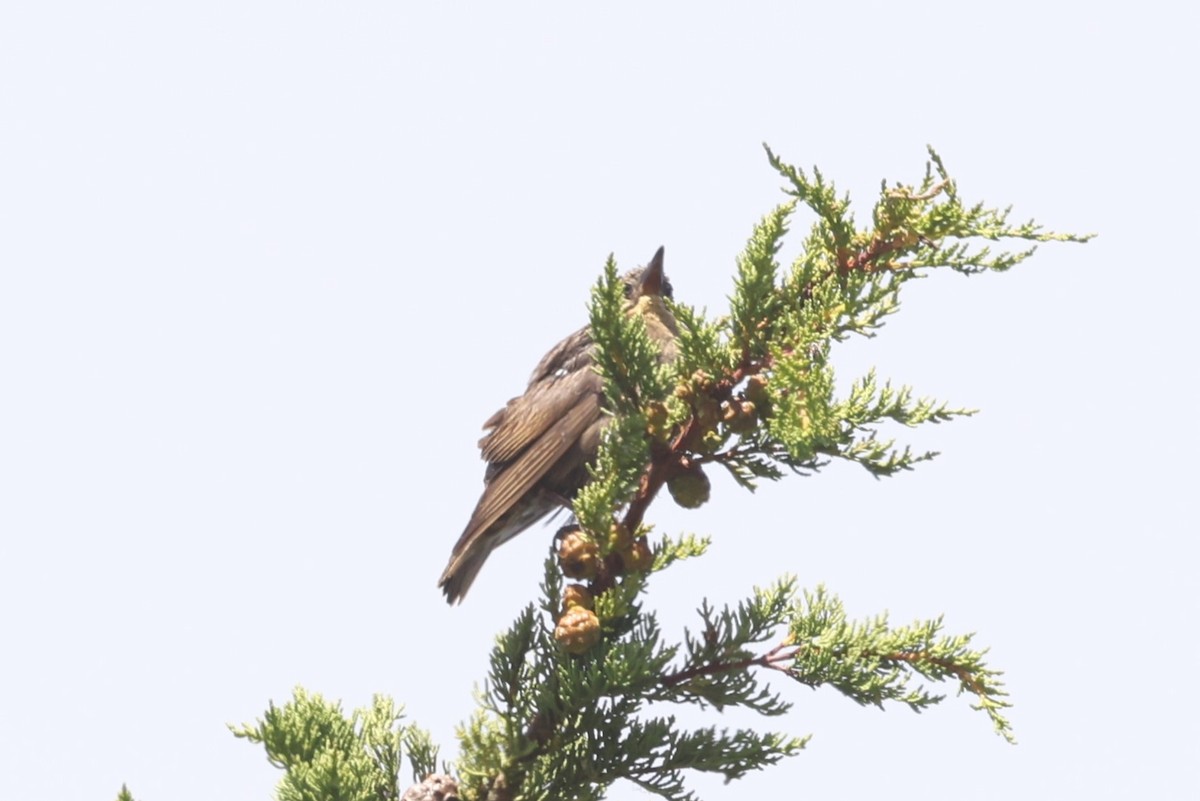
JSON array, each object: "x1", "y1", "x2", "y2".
[{"x1": 439, "y1": 246, "x2": 678, "y2": 604}]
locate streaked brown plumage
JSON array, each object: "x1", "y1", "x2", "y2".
[{"x1": 439, "y1": 247, "x2": 678, "y2": 604}]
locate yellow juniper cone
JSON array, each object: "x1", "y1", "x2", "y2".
[
  {"x1": 562, "y1": 583, "x2": 594, "y2": 612},
  {"x1": 558, "y1": 530, "x2": 600, "y2": 580},
  {"x1": 695, "y1": 396, "x2": 720, "y2": 429},
  {"x1": 726, "y1": 400, "x2": 758, "y2": 434},
  {"x1": 555, "y1": 606, "x2": 601, "y2": 654},
  {"x1": 744, "y1": 375, "x2": 769, "y2": 406},
  {"x1": 697, "y1": 429, "x2": 724, "y2": 454},
  {"x1": 645, "y1": 401, "x2": 668, "y2": 430},
  {"x1": 667, "y1": 463, "x2": 711, "y2": 509},
  {"x1": 620, "y1": 537, "x2": 654, "y2": 573},
  {"x1": 606, "y1": 522, "x2": 633, "y2": 552},
  {"x1": 645, "y1": 401, "x2": 671, "y2": 441}
]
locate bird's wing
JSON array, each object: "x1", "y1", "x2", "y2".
[
  {"x1": 527, "y1": 326, "x2": 594, "y2": 385},
  {"x1": 480, "y1": 359, "x2": 600, "y2": 464},
  {"x1": 460, "y1": 373, "x2": 601, "y2": 546}
]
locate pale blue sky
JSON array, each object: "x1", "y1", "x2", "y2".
[{"x1": 1, "y1": 3, "x2": 1196, "y2": 799}]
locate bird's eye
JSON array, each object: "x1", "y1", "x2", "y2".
[{"x1": 623, "y1": 281, "x2": 635, "y2": 299}]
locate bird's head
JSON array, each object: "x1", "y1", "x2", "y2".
[
  {"x1": 622, "y1": 245, "x2": 672, "y2": 303},
  {"x1": 622, "y1": 246, "x2": 679, "y2": 355}
]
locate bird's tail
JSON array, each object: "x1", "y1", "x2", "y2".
[
  {"x1": 440, "y1": 497, "x2": 554, "y2": 603},
  {"x1": 438, "y1": 547, "x2": 490, "y2": 605}
]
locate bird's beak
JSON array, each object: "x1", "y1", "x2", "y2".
[{"x1": 638, "y1": 246, "x2": 666, "y2": 297}]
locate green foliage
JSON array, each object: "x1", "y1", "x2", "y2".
[
  {"x1": 652, "y1": 580, "x2": 797, "y2": 716},
  {"x1": 728, "y1": 203, "x2": 792, "y2": 364},
  {"x1": 683, "y1": 144, "x2": 1090, "y2": 488},
  {"x1": 235, "y1": 147, "x2": 1088, "y2": 800},
  {"x1": 573, "y1": 256, "x2": 681, "y2": 539},
  {"x1": 835, "y1": 370, "x2": 975, "y2": 476},
  {"x1": 453, "y1": 548, "x2": 808, "y2": 801},
  {"x1": 589, "y1": 254, "x2": 674, "y2": 412},
  {"x1": 650, "y1": 532, "x2": 711, "y2": 573},
  {"x1": 787, "y1": 586, "x2": 1013, "y2": 742},
  {"x1": 672, "y1": 302, "x2": 730, "y2": 381},
  {"x1": 230, "y1": 689, "x2": 438, "y2": 801},
  {"x1": 446, "y1": 555, "x2": 1012, "y2": 800},
  {"x1": 114, "y1": 784, "x2": 136, "y2": 801},
  {"x1": 574, "y1": 411, "x2": 650, "y2": 544}
]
